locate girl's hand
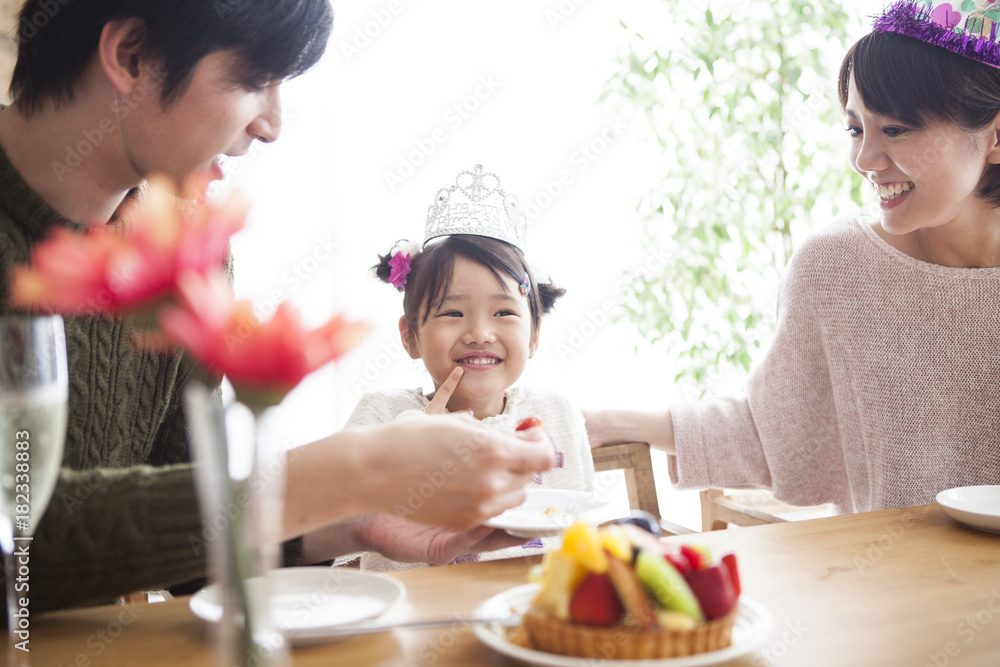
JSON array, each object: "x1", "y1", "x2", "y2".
[{"x1": 425, "y1": 366, "x2": 464, "y2": 414}]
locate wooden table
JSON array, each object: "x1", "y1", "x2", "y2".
[{"x1": 16, "y1": 504, "x2": 1000, "y2": 666}]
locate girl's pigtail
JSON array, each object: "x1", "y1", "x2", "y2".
[
  {"x1": 373, "y1": 239, "x2": 417, "y2": 291},
  {"x1": 537, "y1": 281, "x2": 566, "y2": 314},
  {"x1": 372, "y1": 248, "x2": 397, "y2": 284}
]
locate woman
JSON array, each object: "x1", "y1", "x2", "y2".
[{"x1": 586, "y1": 0, "x2": 1000, "y2": 514}]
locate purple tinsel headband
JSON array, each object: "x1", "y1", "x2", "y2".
[{"x1": 873, "y1": 1, "x2": 1000, "y2": 70}]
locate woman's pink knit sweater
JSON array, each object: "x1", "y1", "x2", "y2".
[{"x1": 669, "y1": 218, "x2": 1000, "y2": 513}]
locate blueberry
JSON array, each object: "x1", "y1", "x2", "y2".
[{"x1": 615, "y1": 510, "x2": 660, "y2": 535}]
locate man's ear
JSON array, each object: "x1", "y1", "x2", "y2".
[
  {"x1": 97, "y1": 19, "x2": 150, "y2": 96},
  {"x1": 399, "y1": 316, "x2": 421, "y2": 359}
]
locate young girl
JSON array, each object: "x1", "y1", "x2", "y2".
[
  {"x1": 586, "y1": 1, "x2": 1000, "y2": 513},
  {"x1": 347, "y1": 165, "x2": 596, "y2": 569}
]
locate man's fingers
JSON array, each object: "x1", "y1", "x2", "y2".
[
  {"x1": 425, "y1": 366, "x2": 464, "y2": 414},
  {"x1": 467, "y1": 528, "x2": 529, "y2": 553},
  {"x1": 504, "y1": 430, "x2": 556, "y2": 474},
  {"x1": 478, "y1": 484, "x2": 531, "y2": 521}
]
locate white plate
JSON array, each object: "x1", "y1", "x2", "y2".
[
  {"x1": 936, "y1": 485, "x2": 1000, "y2": 535},
  {"x1": 473, "y1": 584, "x2": 773, "y2": 666},
  {"x1": 189, "y1": 567, "x2": 406, "y2": 645},
  {"x1": 485, "y1": 489, "x2": 618, "y2": 538}
]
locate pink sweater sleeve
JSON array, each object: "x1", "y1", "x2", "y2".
[
  {"x1": 669, "y1": 232, "x2": 852, "y2": 511},
  {"x1": 668, "y1": 218, "x2": 1000, "y2": 512}
]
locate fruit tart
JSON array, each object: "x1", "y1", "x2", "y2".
[{"x1": 514, "y1": 521, "x2": 742, "y2": 660}]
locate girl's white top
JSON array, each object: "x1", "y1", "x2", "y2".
[
  {"x1": 344, "y1": 385, "x2": 596, "y2": 570},
  {"x1": 670, "y1": 218, "x2": 1000, "y2": 512}
]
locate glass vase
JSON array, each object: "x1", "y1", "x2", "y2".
[{"x1": 185, "y1": 382, "x2": 289, "y2": 667}]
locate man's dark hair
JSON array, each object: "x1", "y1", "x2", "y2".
[{"x1": 10, "y1": 0, "x2": 333, "y2": 114}]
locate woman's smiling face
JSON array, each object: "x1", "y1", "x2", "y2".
[{"x1": 845, "y1": 73, "x2": 998, "y2": 236}]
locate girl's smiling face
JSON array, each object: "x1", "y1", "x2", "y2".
[
  {"x1": 401, "y1": 256, "x2": 536, "y2": 419},
  {"x1": 845, "y1": 74, "x2": 1000, "y2": 236}
]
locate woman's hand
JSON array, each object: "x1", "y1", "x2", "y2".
[
  {"x1": 582, "y1": 408, "x2": 676, "y2": 454},
  {"x1": 424, "y1": 366, "x2": 464, "y2": 414}
]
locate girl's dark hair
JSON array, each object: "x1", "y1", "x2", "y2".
[
  {"x1": 374, "y1": 235, "x2": 565, "y2": 337},
  {"x1": 839, "y1": 31, "x2": 1000, "y2": 207},
  {"x1": 10, "y1": 0, "x2": 332, "y2": 115}
]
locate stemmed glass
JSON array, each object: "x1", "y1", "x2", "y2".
[{"x1": 0, "y1": 315, "x2": 68, "y2": 666}]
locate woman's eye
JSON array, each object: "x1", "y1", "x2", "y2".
[
  {"x1": 495, "y1": 310, "x2": 516, "y2": 317},
  {"x1": 845, "y1": 125, "x2": 862, "y2": 137},
  {"x1": 883, "y1": 126, "x2": 907, "y2": 137},
  {"x1": 440, "y1": 311, "x2": 462, "y2": 318}
]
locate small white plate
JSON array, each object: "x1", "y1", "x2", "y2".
[
  {"x1": 189, "y1": 567, "x2": 406, "y2": 645},
  {"x1": 936, "y1": 485, "x2": 1000, "y2": 535},
  {"x1": 472, "y1": 584, "x2": 774, "y2": 666},
  {"x1": 485, "y1": 489, "x2": 618, "y2": 538}
]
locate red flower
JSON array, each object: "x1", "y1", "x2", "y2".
[
  {"x1": 160, "y1": 273, "x2": 367, "y2": 406},
  {"x1": 10, "y1": 177, "x2": 245, "y2": 317}
]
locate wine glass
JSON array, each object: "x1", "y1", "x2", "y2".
[{"x1": 0, "y1": 315, "x2": 68, "y2": 665}]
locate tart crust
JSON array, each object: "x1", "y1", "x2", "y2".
[{"x1": 520, "y1": 606, "x2": 737, "y2": 659}]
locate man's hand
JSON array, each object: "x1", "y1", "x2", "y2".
[
  {"x1": 356, "y1": 513, "x2": 527, "y2": 565},
  {"x1": 360, "y1": 415, "x2": 555, "y2": 529},
  {"x1": 284, "y1": 409, "x2": 555, "y2": 540}
]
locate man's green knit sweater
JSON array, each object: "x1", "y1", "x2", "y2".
[
  {"x1": 0, "y1": 141, "x2": 213, "y2": 611},
  {"x1": 0, "y1": 139, "x2": 306, "y2": 612}
]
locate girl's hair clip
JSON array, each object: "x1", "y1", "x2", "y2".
[
  {"x1": 519, "y1": 272, "x2": 531, "y2": 297},
  {"x1": 389, "y1": 251, "x2": 412, "y2": 291}
]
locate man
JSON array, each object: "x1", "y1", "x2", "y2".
[{"x1": 0, "y1": 0, "x2": 551, "y2": 613}]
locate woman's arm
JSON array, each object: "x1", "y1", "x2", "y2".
[{"x1": 583, "y1": 408, "x2": 675, "y2": 454}]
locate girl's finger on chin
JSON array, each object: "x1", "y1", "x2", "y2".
[
  {"x1": 432, "y1": 368, "x2": 464, "y2": 405},
  {"x1": 442, "y1": 365, "x2": 464, "y2": 390}
]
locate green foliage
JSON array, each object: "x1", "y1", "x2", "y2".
[{"x1": 605, "y1": 1, "x2": 865, "y2": 395}]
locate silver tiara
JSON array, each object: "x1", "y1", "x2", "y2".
[{"x1": 424, "y1": 164, "x2": 527, "y2": 252}]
